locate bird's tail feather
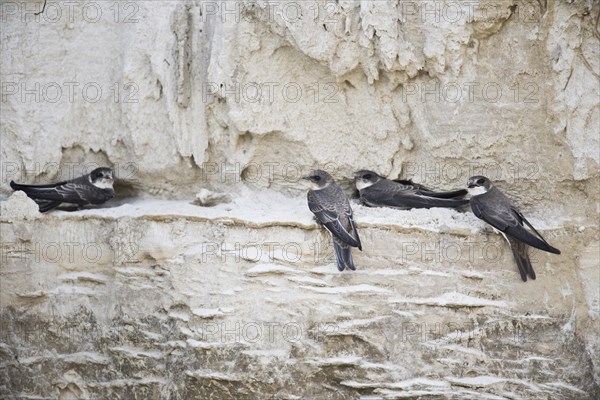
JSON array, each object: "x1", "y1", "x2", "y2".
[
  {"x1": 10, "y1": 180, "x2": 66, "y2": 190},
  {"x1": 11, "y1": 181, "x2": 60, "y2": 212},
  {"x1": 10, "y1": 181, "x2": 37, "y2": 194},
  {"x1": 509, "y1": 239, "x2": 535, "y2": 282},
  {"x1": 333, "y1": 240, "x2": 355, "y2": 271}
]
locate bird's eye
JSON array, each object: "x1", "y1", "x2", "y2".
[
  {"x1": 314, "y1": 176, "x2": 321, "y2": 181},
  {"x1": 364, "y1": 174, "x2": 372, "y2": 179},
  {"x1": 477, "y1": 178, "x2": 485, "y2": 185}
]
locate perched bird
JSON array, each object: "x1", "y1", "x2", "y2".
[
  {"x1": 10, "y1": 167, "x2": 115, "y2": 213},
  {"x1": 353, "y1": 170, "x2": 468, "y2": 209},
  {"x1": 303, "y1": 170, "x2": 362, "y2": 271},
  {"x1": 467, "y1": 176, "x2": 560, "y2": 281}
]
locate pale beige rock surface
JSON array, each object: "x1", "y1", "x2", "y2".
[{"x1": 1, "y1": 0, "x2": 598, "y2": 398}]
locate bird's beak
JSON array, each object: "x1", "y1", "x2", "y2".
[
  {"x1": 302, "y1": 176, "x2": 311, "y2": 181},
  {"x1": 467, "y1": 183, "x2": 476, "y2": 188}
]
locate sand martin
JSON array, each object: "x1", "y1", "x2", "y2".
[
  {"x1": 353, "y1": 170, "x2": 468, "y2": 210},
  {"x1": 467, "y1": 176, "x2": 560, "y2": 281},
  {"x1": 10, "y1": 167, "x2": 115, "y2": 213},
  {"x1": 304, "y1": 170, "x2": 362, "y2": 271}
]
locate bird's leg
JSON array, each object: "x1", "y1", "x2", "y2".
[{"x1": 479, "y1": 225, "x2": 494, "y2": 237}]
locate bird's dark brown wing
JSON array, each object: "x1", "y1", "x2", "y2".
[
  {"x1": 308, "y1": 189, "x2": 361, "y2": 249},
  {"x1": 362, "y1": 180, "x2": 468, "y2": 209},
  {"x1": 512, "y1": 208, "x2": 560, "y2": 254},
  {"x1": 470, "y1": 195, "x2": 560, "y2": 254},
  {"x1": 11, "y1": 181, "x2": 113, "y2": 205}
]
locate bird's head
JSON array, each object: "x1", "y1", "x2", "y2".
[
  {"x1": 352, "y1": 170, "x2": 383, "y2": 190},
  {"x1": 302, "y1": 169, "x2": 334, "y2": 190},
  {"x1": 90, "y1": 167, "x2": 114, "y2": 189},
  {"x1": 467, "y1": 175, "x2": 492, "y2": 196}
]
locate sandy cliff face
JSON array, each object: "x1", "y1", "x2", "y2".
[{"x1": 1, "y1": 0, "x2": 598, "y2": 398}]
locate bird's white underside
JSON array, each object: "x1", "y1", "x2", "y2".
[
  {"x1": 467, "y1": 186, "x2": 488, "y2": 196},
  {"x1": 355, "y1": 180, "x2": 374, "y2": 190},
  {"x1": 310, "y1": 181, "x2": 330, "y2": 191},
  {"x1": 92, "y1": 179, "x2": 114, "y2": 189}
]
